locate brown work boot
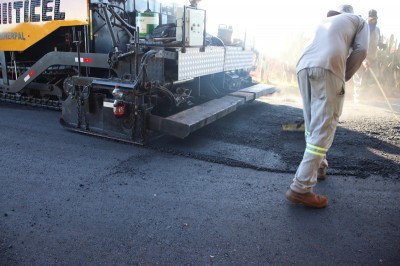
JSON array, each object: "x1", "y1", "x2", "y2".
[
  {"x1": 317, "y1": 167, "x2": 327, "y2": 180},
  {"x1": 285, "y1": 189, "x2": 328, "y2": 208}
]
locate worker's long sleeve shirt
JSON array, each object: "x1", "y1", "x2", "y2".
[{"x1": 296, "y1": 13, "x2": 369, "y2": 82}]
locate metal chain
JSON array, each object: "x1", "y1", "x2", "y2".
[{"x1": 0, "y1": 92, "x2": 62, "y2": 110}]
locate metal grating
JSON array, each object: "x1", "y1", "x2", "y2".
[
  {"x1": 178, "y1": 47, "x2": 225, "y2": 80},
  {"x1": 224, "y1": 47, "x2": 254, "y2": 71}
]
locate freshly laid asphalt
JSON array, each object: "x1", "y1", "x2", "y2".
[{"x1": 0, "y1": 94, "x2": 399, "y2": 265}]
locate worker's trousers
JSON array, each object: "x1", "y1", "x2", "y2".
[{"x1": 290, "y1": 68, "x2": 345, "y2": 194}]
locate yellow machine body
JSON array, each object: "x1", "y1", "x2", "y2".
[{"x1": 0, "y1": 0, "x2": 89, "y2": 51}]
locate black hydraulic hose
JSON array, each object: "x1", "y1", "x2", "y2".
[
  {"x1": 102, "y1": 6, "x2": 119, "y2": 52},
  {"x1": 107, "y1": 6, "x2": 136, "y2": 33},
  {"x1": 107, "y1": 4, "x2": 129, "y2": 18},
  {"x1": 155, "y1": 84, "x2": 177, "y2": 105},
  {"x1": 131, "y1": 50, "x2": 158, "y2": 90},
  {"x1": 120, "y1": 25, "x2": 135, "y2": 40}
]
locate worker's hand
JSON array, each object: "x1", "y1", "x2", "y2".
[{"x1": 362, "y1": 60, "x2": 369, "y2": 69}]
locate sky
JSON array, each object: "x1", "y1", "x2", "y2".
[{"x1": 192, "y1": 0, "x2": 400, "y2": 57}]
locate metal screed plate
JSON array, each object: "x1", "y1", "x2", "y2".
[{"x1": 149, "y1": 84, "x2": 276, "y2": 138}]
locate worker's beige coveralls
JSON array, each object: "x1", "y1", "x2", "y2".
[{"x1": 290, "y1": 13, "x2": 369, "y2": 194}]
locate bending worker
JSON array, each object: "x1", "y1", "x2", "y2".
[{"x1": 286, "y1": 5, "x2": 369, "y2": 208}]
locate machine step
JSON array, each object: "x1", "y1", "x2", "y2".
[{"x1": 149, "y1": 84, "x2": 276, "y2": 138}]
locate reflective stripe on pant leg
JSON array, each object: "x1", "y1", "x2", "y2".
[
  {"x1": 306, "y1": 142, "x2": 328, "y2": 157},
  {"x1": 291, "y1": 141, "x2": 327, "y2": 193},
  {"x1": 306, "y1": 143, "x2": 328, "y2": 169}
]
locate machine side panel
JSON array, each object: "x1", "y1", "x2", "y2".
[
  {"x1": 224, "y1": 47, "x2": 254, "y2": 72},
  {"x1": 177, "y1": 47, "x2": 224, "y2": 80},
  {"x1": 0, "y1": 0, "x2": 89, "y2": 51}
]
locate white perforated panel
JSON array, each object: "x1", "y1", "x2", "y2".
[
  {"x1": 224, "y1": 47, "x2": 254, "y2": 71},
  {"x1": 178, "y1": 47, "x2": 225, "y2": 80}
]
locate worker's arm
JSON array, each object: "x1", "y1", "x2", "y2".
[{"x1": 345, "y1": 19, "x2": 369, "y2": 81}]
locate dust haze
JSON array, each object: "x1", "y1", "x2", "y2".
[{"x1": 251, "y1": 33, "x2": 400, "y2": 122}]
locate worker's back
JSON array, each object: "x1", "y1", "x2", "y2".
[{"x1": 296, "y1": 13, "x2": 369, "y2": 82}]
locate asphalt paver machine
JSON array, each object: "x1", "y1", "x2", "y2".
[{"x1": 0, "y1": 0, "x2": 275, "y2": 144}]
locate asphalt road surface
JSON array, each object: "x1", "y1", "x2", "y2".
[{"x1": 1, "y1": 91, "x2": 399, "y2": 265}]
